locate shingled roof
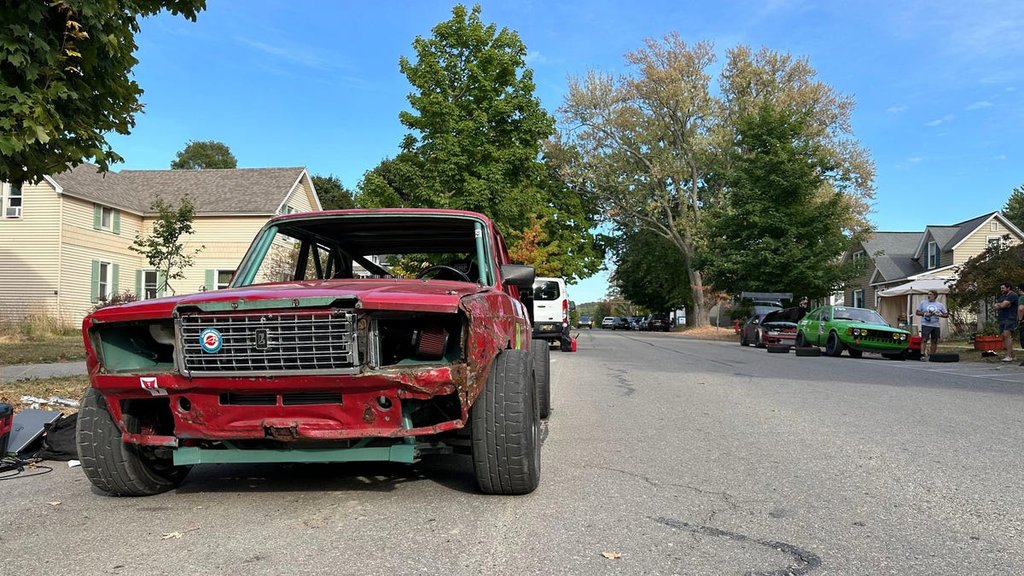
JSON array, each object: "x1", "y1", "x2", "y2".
[
  {"x1": 47, "y1": 163, "x2": 309, "y2": 216},
  {"x1": 860, "y1": 231, "x2": 923, "y2": 283}
]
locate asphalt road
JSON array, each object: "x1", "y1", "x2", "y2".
[{"x1": 2, "y1": 330, "x2": 1023, "y2": 575}]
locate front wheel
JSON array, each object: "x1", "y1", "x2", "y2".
[
  {"x1": 471, "y1": 350, "x2": 541, "y2": 495},
  {"x1": 76, "y1": 389, "x2": 190, "y2": 496},
  {"x1": 825, "y1": 332, "x2": 844, "y2": 357},
  {"x1": 795, "y1": 331, "x2": 806, "y2": 347}
]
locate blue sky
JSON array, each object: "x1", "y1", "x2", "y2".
[{"x1": 108, "y1": 1, "x2": 1024, "y2": 303}]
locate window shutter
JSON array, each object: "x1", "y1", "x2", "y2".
[
  {"x1": 205, "y1": 269, "x2": 215, "y2": 290},
  {"x1": 111, "y1": 263, "x2": 119, "y2": 295},
  {"x1": 135, "y1": 269, "x2": 143, "y2": 297},
  {"x1": 113, "y1": 210, "x2": 121, "y2": 235},
  {"x1": 90, "y1": 261, "x2": 100, "y2": 303},
  {"x1": 93, "y1": 205, "x2": 101, "y2": 230}
]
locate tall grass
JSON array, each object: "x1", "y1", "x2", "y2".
[{"x1": 0, "y1": 312, "x2": 78, "y2": 342}]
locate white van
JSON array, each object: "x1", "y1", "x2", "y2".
[{"x1": 532, "y1": 277, "x2": 570, "y2": 344}]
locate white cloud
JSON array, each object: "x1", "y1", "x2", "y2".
[
  {"x1": 925, "y1": 114, "x2": 956, "y2": 127},
  {"x1": 966, "y1": 100, "x2": 994, "y2": 110},
  {"x1": 525, "y1": 50, "x2": 549, "y2": 65},
  {"x1": 886, "y1": 105, "x2": 907, "y2": 113},
  {"x1": 995, "y1": 154, "x2": 1008, "y2": 160},
  {"x1": 907, "y1": 156, "x2": 923, "y2": 163}
]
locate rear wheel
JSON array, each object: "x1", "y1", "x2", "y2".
[
  {"x1": 471, "y1": 350, "x2": 540, "y2": 495},
  {"x1": 76, "y1": 388, "x2": 190, "y2": 496},
  {"x1": 740, "y1": 331, "x2": 750, "y2": 346},
  {"x1": 795, "y1": 331, "x2": 807, "y2": 347},
  {"x1": 532, "y1": 339, "x2": 551, "y2": 420},
  {"x1": 825, "y1": 332, "x2": 844, "y2": 357}
]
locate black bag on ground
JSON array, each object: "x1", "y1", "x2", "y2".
[{"x1": 35, "y1": 412, "x2": 79, "y2": 461}]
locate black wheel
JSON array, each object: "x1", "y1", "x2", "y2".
[
  {"x1": 848, "y1": 349, "x2": 863, "y2": 358},
  {"x1": 825, "y1": 332, "x2": 844, "y2": 357},
  {"x1": 76, "y1": 388, "x2": 190, "y2": 496},
  {"x1": 795, "y1": 331, "x2": 807, "y2": 347},
  {"x1": 766, "y1": 344, "x2": 790, "y2": 354},
  {"x1": 795, "y1": 346, "x2": 821, "y2": 357},
  {"x1": 532, "y1": 339, "x2": 551, "y2": 420},
  {"x1": 929, "y1": 353, "x2": 960, "y2": 363},
  {"x1": 471, "y1": 350, "x2": 540, "y2": 495},
  {"x1": 740, "y1": 331, "x2": 750, "y2": 346}
]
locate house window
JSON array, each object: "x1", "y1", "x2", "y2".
[
  {"x1": 927, "y1": 241, "x2": 939, "y2": 269},
  {"x1": 851, "y1": 250, "x2": 865, "y2": 261},
  {"x1": 142, "y1": 270, "x2": 159, "y2": 300},
  {"x1": 207, "y1": 269, "x2": 234, "y2": 290},
  {"x1": 991, "y1": 222, "x2": 998, "y2": 232},
  {"x1": 988, "y1": 236, "x2": 1002, "y2": 250},
  {"x1": 853, "y1": 289, "x2": 865, "y2": 308},
  {"x1": 2, "y1": 182, "x2": 22, "y2": 218},
  {"x1": 100, "y1": 206, "x2": 113, "y2": 229}
]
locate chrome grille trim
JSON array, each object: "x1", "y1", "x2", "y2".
[{"x1": 178, "y1": 309, "x2": 359, "y2": 376}]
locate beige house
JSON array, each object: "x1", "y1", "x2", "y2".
[
  {"x1": 0, "y1": 163, "x2": 322, "y2": 324},
  {"x1": 841, "y1": 211, "x2": 1024, "y2": 325}
]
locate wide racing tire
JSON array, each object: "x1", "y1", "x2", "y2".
[
  {"x1": 76, "y1": 388, "x2": 190, "y2": 496},
  {"x1": 740, "y1": 332, "x2": 750, "y2": 346},
  {"x1": 532, "y1": 338, "x2": 551, "y2": 420},
  {"x1": 795, "y1": 346, "x2": 821, "y2": 357},
  {"x1": 471, "y1": 349, "x2": 541, "y2": 495},
  {"x1": 848, "y1": 349, "x2": 863, "y2": 358},
  {"x1": 825, "y1": 332, "x2": 844, "y2": 357},
  {"x1": 795, "y1": 331, "x2": 807, "y2": 347},
  {"x1": 766, "y1": 344, "x2": 790, "y2": 354},
  {"x1": 929, "y1": 353, "x2": 960, "y2": 363}
]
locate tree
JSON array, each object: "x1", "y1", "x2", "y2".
[
  {"x1": 170, "y1": 140, "x2": 236, "y2": 169},
  {"x1": 312, "y1": 174, "x2": 355, "y2": 210},
  {"x1": 554, "y1": 35, "x2": 874, "y2": 326},
  {"x1": 948, "y1": 242, "x2": 1024, "y2": 311},
  {"x1": 129, "y1": 197, "x2": 203, "y2": 295},
  {"x1": 356, "y1": 3, "x2": 604, "y2": 282},
  {"x1": 612, "y1": 228, "x2": 691, "y2": 314},
  {"x1": 0, "y1": 1, "x2": 206, "y2": 184},
  {"x1": 1002, "y1": 184, "x2": 1024, "y2": 231},
  {"x1": 701, "y1": 102, "x2": 858, "y2": 300}
]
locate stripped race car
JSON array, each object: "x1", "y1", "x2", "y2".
[
  {"x1": 741, "y1": 307, "x2": 801, "y2": 348},
  {"x1": 795, "y1": 305, "x2": 910, "y2": 359},
  {"x1": 77, "y1": 209, "x2": 547, "y2": 496}
]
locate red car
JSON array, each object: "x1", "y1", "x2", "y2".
[
  {"x1": 740, "y1": 307, "x2": 801, "y2": 348},
  {"x1": 77, "y1": 209, "x2": 546, "y2": 496}
]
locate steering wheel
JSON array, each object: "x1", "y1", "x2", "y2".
[{"x1": 416, "y1": 265, "x2": 471, "y2": 282}]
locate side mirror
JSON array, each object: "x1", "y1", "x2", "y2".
[{"x1": 500, "y1": 264, "x2": 535, "y2": 289}]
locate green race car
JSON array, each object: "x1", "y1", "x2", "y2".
[{"x1": 795, "y1": 305, "x2": 910, "y2": 358}]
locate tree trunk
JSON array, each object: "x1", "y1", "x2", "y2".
[{"x1": 688, "y1": 268, "x2": 709, "y2": 327}]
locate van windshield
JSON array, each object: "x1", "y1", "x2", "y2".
[{"x1": 534, "y1": 281, "x2": 561, "y2": 301}]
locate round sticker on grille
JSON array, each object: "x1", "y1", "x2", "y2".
[{"x1": 199, "y1": 328, "x2": 223, "y2": 353}]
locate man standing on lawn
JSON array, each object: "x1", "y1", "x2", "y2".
[
  {"x1": 995, "y1": 283, "x2": 1019, "y2": 362},
  {"x1": 915, "y1": 289, "x2": 948, "y2": 360}
]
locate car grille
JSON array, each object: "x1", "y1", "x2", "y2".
[
  {"x1": 178, "y1": 309, "x2": 358, "y2": 376},
  {"x1": 851, "y1": 329, "x2": 905, "y2": 344}
]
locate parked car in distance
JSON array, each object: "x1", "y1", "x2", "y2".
[
  {"x1": 578, "y1": 315, "x2": 593, "y2": 329},
  {"x1": 532, "y1": 277, "x2": 570, "y2": 346},
  {"x1": 796, "y1": 305, "x2": 910, "y2": 358},
  {"x1": 601, "y1": 316, "x2": 615, "y2": 329},
  {"x1": 645, "y1": 313, "x2": 672, "y2": 332},
  {"x1": 740, "y1": 307, "x2": 801, "y2": 348},
  {"x1": 612, "y1": 317, "x2": 631, "y2": 330}
]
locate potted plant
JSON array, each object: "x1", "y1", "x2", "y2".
[{"x1": 973, "y1": 322, "x2": 1004, "y2": 352}]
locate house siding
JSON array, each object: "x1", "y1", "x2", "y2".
[
  {"x1": 284, "y1": 179, "x2": 317, "y2": 213},
  {"x1": 844, "y1": 242, "x2": 875, "y2": 308},
  {"x1": 953, "y1": 218, "x2": 1020, "y2": 265},
  {"x1": 167, "y1": 216, "x2": 268, "y2": 295},
  {"x1": 60, "y1": 196, "x2": 143, "y2": 322},
  {"x1": 0, "y1": 181, "x2": 62, "y2": 321}
]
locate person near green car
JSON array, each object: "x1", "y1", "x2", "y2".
[
  {"x1": 914, "y1": 289, "x2": 948, "y2": 360},
  {"x1": 994, "y1": 282, "x2": 1018, "y2": 362}
]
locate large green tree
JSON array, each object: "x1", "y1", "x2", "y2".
[
  {"x1": 613, "y1": 228, "x2": 691, "y2": 315},
  {"x1": 701, "y1": 103, "x2": 858, "y2": 300},
  {"x1": 170, "y1": 140, "x2": 237, "y2": 169},
  {"x1": 1002, "y1": 184, "x2": 1024, "y2": 231},
  {"x1": 357, "y1": 4, "x2": 603, "y2": 282},
  {"x1": 0, "y1": 0, "x2": 206, "y2": 184},
  {"x1": 312, "y1": 174, "x2": 355, "y2": 210},
  {"x1": 554, "y1": 35, "x2": 874, "y2": 326}
]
